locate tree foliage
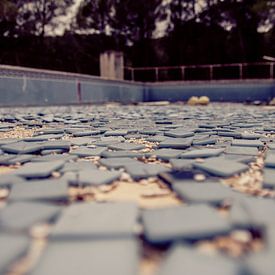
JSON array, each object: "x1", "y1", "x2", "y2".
[
  {"x1": 75, "y1": 0, "x2": 166, "y2": 45},
  {"x1": 0, "y1": 0, "x2": 74, "y2": 38},
  {"x1": 76, "y1": 0, "x2": 114, "y2": 35},
  {"x1": 0, "y1": 0, "x2": 275, "y2": 75},
  {"x1": 16, "y1": 0, "x2": 74, "y2": 37},
  {"x1": 169, "y1": 0, "x2": 197, "y2": 31},
  {"x1": 0, "y1": 0, "x2": 17, "y2": 37},
  {"x1": 113, "y1": 0, "x2": 166, "y2": 43}
]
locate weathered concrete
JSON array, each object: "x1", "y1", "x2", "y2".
[
  {"x1": 81, "y1": 80, "x2": 144, "y2": 104},
  {"x1": 0, "y1": 74, "x2": 274, "y2": 106},
  {"x1": 100, "y1": 51, "x2": 124, "y2": 80},
  {"x1": 0, "y1": 76, "x2": 143, "y2": 106},
  {"x1": 147, "y1": 80, "x2": 275, "y2": 102}
]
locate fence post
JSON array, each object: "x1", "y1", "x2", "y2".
[
  {"x1": 270, "y1": 63, "x2": 274, "y2": 79},
  {"x1": 239, "y1": 64, "x2": 243, "y2": 79},
  {"x1": 209, "y1": 65, "x2": 213, "y2": 80},
  {"x1": 131, "y1": 68, "x2": 134, "y2": 81},
  {"x1": 155, "y1": 67, "x2": 159, "y2": 82},
  {"x1": 181, "y1": 66, "x2": 185, "y2": 81}
]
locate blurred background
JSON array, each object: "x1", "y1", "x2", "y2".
[{"x1": 0, "y1": 0, "x2": 274, "y2": 80}]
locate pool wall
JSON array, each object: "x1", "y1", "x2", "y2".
[
  {"x1": 147, "y1": 81, "x2": 275, "y2": 102},
  {"x1": 0, "y1": 75, "x2": 274, "y2": 106},
  {"x1": 0, "y1": 76, "x2": 144, "y2": 106}
]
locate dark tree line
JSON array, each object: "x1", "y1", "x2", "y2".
[{"x1": 0, "y1": 0, "x2": 275, "y2": 75}]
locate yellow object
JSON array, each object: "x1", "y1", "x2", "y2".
[
  {"x1": 187, "y1": 96, "x2": 200, "y2": 105},
  {"x1": 187, "y1": 96, "x2": 210, "y2": 105},
  {"x1": 198, "y1": 96, "x2": 210, "y2": 105},
  {"x1": 269, "y1": 98, "x2": 275, "y2": 106}
]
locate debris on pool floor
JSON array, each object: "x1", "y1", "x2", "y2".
[{"x1": 0, "y1": 103, "x2": 275, "y2": 275}]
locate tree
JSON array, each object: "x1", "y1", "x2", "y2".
[
  {"x1": 15, "y1": 0, "x2": 74, "y2": 38},
  {"x1": 199, "y1": 0, "x2": 274, "y2": 62},
  {"x1": 0, "y1": 0, "x2": 17, "y2": 37},
  {"x1": 167, "y1": 0, "x2": 201, "y2": 64},
  {"x1": 113, "y1": 0, "x2": 166, "y2": 43},
  {"x1": 168, "y1": 0, "x2": 198, "y2": 32},
  {"x1": 75, "y1": 0, "x2": 115, "y2": 36},
  {"x1": 75, "y1": 0, "x2": 166, "y2": 46}
]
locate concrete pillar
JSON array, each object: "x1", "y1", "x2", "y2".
[{"x1": 100, "y1": 51, "x2": 124, "y2": 80}]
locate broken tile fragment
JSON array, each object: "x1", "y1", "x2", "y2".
[
  {"x1": 0, "y1": 175, "x2": 24, "y2": 188},
  {"x1": 231, "y1": 139, "x2": 264, "y2": 148},
  {"x1": 263, "y1": 168, "x2": 275, "y2": 189},
  {"x1": 142, "y1": 204, "x2": 231, "y2": 243},
  {"x1": 31, "y1": 154, "x2": 77, "y2": 163},
  {"x1": 13, "y1": 161, "x2": 65, "y2": 179},
  {"x1": 159, "y1": 138, "x2": 193, "y2": 149},
  {"x1": 164, "y1": 130, "x2": 194, "y2": 138},
  {"x1": 265, "y1": 153, "x2": 275, "y2": 168},
  {"x1": 193, "y1": 157, "x2": 248, "y2": 177},
  {"x1": 70, "y1": 147, "x2": 106, "y2": 157},
  {"x1": 9, "y1": 179, "x2": 68, "y2": 202},
  {"x1": 169, "y1": 159, "x2": 195, "y2": 170},
  {"x1": 243, "y1": 252, "x2": 275, "y2": 275},
  {"x1": 70, "y1": 169, "x2": 121, "y2": 186},
  {"x1": 51, "y1": 202, "x2": 139, "y2": 239},
  {"x1": 0, "y1": 234, "x2": 30, "y2": 274},
  {"x1": 29, "y1": 238, "x2": 139, "y2": 275},
  {"x1": 60, "y1": 161, "x2": 97, "y2": 173},
  {"x1": 1, "y1": 141, "x2": 43, "y2": 154},
  {"x1": 104, "y1": 130, "x2": 128, "y2": 136},
  {"x1": 229, "y1": 197, "x2": 275, "y2": 228},
  {"x1": 150, "y1": 149, "x2": 184, "y2": 160},
  {"x1": 159, "y1": 245, "x2": 241, "y2": 275},
  {"x1": 0, "y1": 202, "x2": 62, "y2": 230},
  {"x1": 173, "y1": 182, "x2": 234, "y2": 205},
  {"x1": 42, "y1": 140, "x2": 71, "y2": 151},
  {"x1": 225, "y1": 146, "x2": 258, "y2": 156},
  {"x1": 101, "y1": 150, "x2": 143, "y2": 158},
  {"x1": 99, "y1": 158, "x2": 140, "y2": 169},
  {"x1": 180, "y1": 148, "x2": 224, "y2": 159},
  {"x1": 125, "y1": 163, "x2": 169, "y2": 180},
  {"x1": 108, "y1": 143, "x2": 145, "y2": 151},
  {"x1": 192, "y1": 138, "x2": 217, "y2": 146},
  {"x1": 24, "y1": 134, "x2": 64, "y2": 142}
]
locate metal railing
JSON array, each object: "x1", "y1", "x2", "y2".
[
  {"x1": 1, "y1": 62, "x2": 275, "y2": 83},
  {"x1": 124, "y1": 62, "x2": 275, "y2": 82}
]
